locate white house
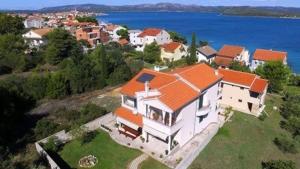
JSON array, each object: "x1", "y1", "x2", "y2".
[
  {"x1": 160, "y1": 42, "x2": 188, "y2": 62},
  {"x1": 196, "y1": 45, "x2": 217, "y2": 63},
  {"x1": 129, "y1": 30, "x2": 142, "y2": 45},
  {"x1": 136, "y1": 28, "x2": 171, "y2": 51},
  {"x1": 22, "y1": 28, "x2": 53, "y2": 48},
  {"x1": 105, "y1": 24, "x2": 126, "y2": 41},
  {"x1": 218, "y1": 68, "x2": 268, "y2": 116},
  {"x1": 24, "y1": 16, "x2": 44, "y2": 28},
  {"x1": 115, "y1": 63, "x2": 223, "y2": 154},
  {"x1": 215, "y1": 45, "x2": 250, "y2": 67},
  {"x1": 251, "y1": 49, "x2": 287, "y2": 70}
]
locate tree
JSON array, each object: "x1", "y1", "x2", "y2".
[
  {"x1": 44, "y1": 29, "x2": 82, "y2": 65},
  {"x1": 107, "y1": 64, "x2": 132, "y2": 85},
  {"x1": 262, "y1": 160, "x2": 296, "y2": 169},
  {"x1": 186, "y1": 33, "x2": 197, "y2": 65},
  {"x1": 199, "y1": 40, "x2": 209, "y2": 47},
  {"x1": 255, "y1": 61, "x2": 291, "y2": 93},
  {"x1": 229, "y1": 61, "x2": 251, "y2": 73},
  {"x1": 143, "y1": 42, "x2": 161, "y2": 64},
  {"x1": 24, "y1": 73, "x2": 49, "y2": 100},
  {"x1": 76, "y1": 16, "x2": 98, "y2": 25},
  {"x1": 46, "y1": 72, "x2": 69, "y2": 99},
  {"x1": 0, "y1": 34, "x2": 26, "y2": 73},
  {"x1": 0, "y1": 13, "x2": 24, "y2": 35},
  {"x1": 90, "y1": 45, "x2": 109, "y2": 79},
  {"x1": 117, "y1": 29, "x2": 129, "y2": 40},
  {"x1": 168, "y1": 31, "x2": 187, "y2": 44},
  {"x1": 273, "y1": 136, "x2": 298, "y2": 153}
]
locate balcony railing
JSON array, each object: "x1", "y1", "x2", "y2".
[{"x1": 143, "y1": 116, "x2": 183, "y2": 135}]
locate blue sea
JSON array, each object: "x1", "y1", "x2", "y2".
[{"x1": 97, "y1": 12, "x2": 300, "y2": 73}]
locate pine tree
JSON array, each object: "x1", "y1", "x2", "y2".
[{"x1": 186, "y1": 33, "x2": 197, "y2": 65}]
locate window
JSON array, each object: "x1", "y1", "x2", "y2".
[
  {"x1": 221, "y1": 83, "x2": 224, "y2": 88},
  {"x1": 238, "y1": 99, "x2": 242, "y2": 102},
  {"x1": 198, "y1": 113, "x2": 208, "y2": 123},
  {"x1": 198, "y1": 95, "x2": 204, "y2": 110}
]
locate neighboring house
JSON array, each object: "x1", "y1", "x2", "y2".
[
  {"x1": 136, "y1": 28, "x2": 171, "y2": 51},
  {"x1": 218, "y1": 68, "x2": 268, "y2": 116},
  {"x1": 160, "y1": 42, "x2": 188, "y2": 62},
  {"x1": 251, "y1": 49, "x2": 288, "y2": 70},
  {"x1": 24, "y1": 16, "x2": 44, "y2": 28},
  {"x1": 215, "y1": 45, "x2": 250, "y2": 67},
  {"x1": 128, "y1": 29, "x2": 143, "y2": 48},
  {"x1": 75, "y1": 26, "x2": 100, "y2": 47},
  {"x1": 196, "y1": 45, "x2": 217, "y2": 63},
  {"x1": 105, "y1": 24, "x2": 126, "y2": 41},
  {"x1": 118, "y1": 38, "x2": 129, "y2": 46},
  {"x1": 22, "y1": 28, "x2": 53, "y2": 48},
  {"x1": 115, "y1": 63, "x2": 223, "y2": 154}
]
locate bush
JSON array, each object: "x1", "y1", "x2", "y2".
[
  {"x1": 81, "y1": 131, "x2": 97, "y2": 145},
  {"x1": 273, "y1": 136, "x2": 298, "y2": 154},
  {"x1": 43, "y1": 136, "x2": 61, "y2": 152},
  {"x1": 34, "y1": 119, "x2": 60, "y2": 140},
  {"x1": 262, "y1": 160, "x2": 296, "y2": 169},
  {"x1": 258, "y1": 112, "x2": 268, "y2": 121}
]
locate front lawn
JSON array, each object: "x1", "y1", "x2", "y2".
[
  {"x1": 189, "y1": 94, "x2": 300, "y2": 169},
  {"x1": 139, "y1": 157, "x2": 169, "y2": 169},
  {"x1": 59, "y1": 130, "x2": 141, "y2": 169}
]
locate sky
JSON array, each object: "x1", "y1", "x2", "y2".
[{"x1": 2, "y1": 0, "x2": 300, "y2": 10}]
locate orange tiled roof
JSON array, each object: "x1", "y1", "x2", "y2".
[
  {"x1": 32, "y1": 28, "x2": 53, "y2": 36},
  {"x1": 250, "y1": 78, "x2": 268, "y2": 94},
  {"x1": 218, "y1": 68, "x2": 256, "y2": 87},
  {"x1": 161, "y1": 42, "x2": 182, "y2": 53},
  {"x1": 218, "y1": 68, "x2": 268, "y2": 93},
  {"x1": 118, "y1": 38, "x2": 129, "y2": 46},
  {"x1": 121, "y1": 69, "x2": 177, "y2": 97},
  {"x1": 214, "y1": 56, "x2": 234, "y2": 66},
  {"x1": 175, "y1": 64, "x2": 223, "y2": 91},
  {"x1": 158, "y1": 80, "x2": 199, "y2": 110},
  {"x1": 115, "y1": 107, "x2": 143, "y2": 127},
  {"x1": 138, "y1": 28, "x2": 162, "y2": 37},
  {"x1": 253, "y1": 49, "x2": 287, "y2": 62},
  {"x1": 217, "y1": 45, "x2": 244, "y2": 58},
  {"x1": 105, "y1": 24, "x2": 120, "y2": 31}
]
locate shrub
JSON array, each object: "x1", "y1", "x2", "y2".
[
  {"x1": 34, "y1": 119, "x2": 60, "y2": 140},
  {"x1": 262, "y1": 160, "x2": 296, "y2": 169},
  {"x1": 81, "y1": 131, "x2": 97, "y2": 145},
  {"x1": 258, "y1": 112, "x2": 268, "y2": 121},
  {"x1": 273, "y1": 137, "x2": 298, "y2": 154},
  {"x1": 43, "y1": 136, "x2": 61, "y2": 152},
  {"x1": 159, "y1": 154, "x2": 163, "y2": 158}
]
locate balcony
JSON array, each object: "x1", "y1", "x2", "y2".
[{"x1": 143, "y1": 116, "x2": 184, "y2": 135}]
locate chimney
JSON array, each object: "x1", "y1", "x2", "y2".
[
  {"x1": 145, "y1": 81, "x2": 149, "y2": 96},
  {"x1": 215, "y1": 70, "x2": 219, "y2": 76}
]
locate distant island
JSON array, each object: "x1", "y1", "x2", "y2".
[{"x1": 4, "y1": 3, "x2": 300, "y2": 18}]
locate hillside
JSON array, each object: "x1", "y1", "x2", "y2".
[{"x1": 36, "y1": 3, "x2": 300, "y2": 18}]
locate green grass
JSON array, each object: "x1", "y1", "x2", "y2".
[
  {"x1": 189, "y1": 93, "x2": 300, "y2": 169},
  {"x1": 59, "y1": 130, "x2": 141, "y2": 169},
  {"x1": 139, "y1": 157, "x2": 169, "y2": 169}
]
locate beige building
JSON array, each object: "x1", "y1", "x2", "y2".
[
  {"x1": 160, "y1": 42, "x2": 187, "y2": 62},
  {"x1": 218, "y1": 68, "x2": 268, "y2": 116}
]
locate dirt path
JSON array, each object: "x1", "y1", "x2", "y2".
[{"x1": 28, "y1": 85, "x2": 122, "y2": 115}]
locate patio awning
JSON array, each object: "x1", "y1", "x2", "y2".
[{"x1": 143, "y1": 125, "x2": 168, "y2": 140}]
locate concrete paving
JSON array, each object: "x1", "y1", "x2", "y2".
[{"x1": 128, "y1": 154, "x2": 149, "y2": 169}]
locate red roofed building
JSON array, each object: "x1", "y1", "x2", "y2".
[
  {"x1": 115, "y1": 63, "x2": 222, "y2": 154},
  {"x1": 134, "y1": 28, "x2": 171, "y2": 51},
  {"x1": 218, "y1": 68, "x2": 268, "y2": 116},
  {"x1": 75, "y1": 26, "x2": 100, "y2": 47},
  {"x1": 215, "y1": 45, "x2": 250, "y2": 67},
  {"x1": 251, "y1": 49, "x2": 288, "y2": 70},
  {"x1": 160, "y1": 42, "x2": 188, "y2": 62}
]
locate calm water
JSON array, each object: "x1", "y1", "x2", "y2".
[{"x1": 98, "y1": 12, "x2": 300, "y2": 73}]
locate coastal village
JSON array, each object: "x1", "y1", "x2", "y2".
[{"x1": 2, "y1": 10, "x2": 299, "y2": 169}]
